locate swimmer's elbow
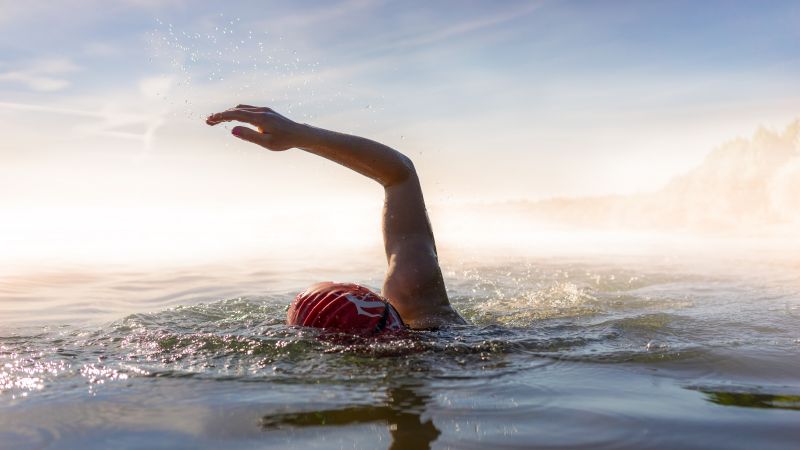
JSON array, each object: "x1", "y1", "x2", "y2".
[{"x1": 383, "y1": 153, "x2": 415, "y2": 187}]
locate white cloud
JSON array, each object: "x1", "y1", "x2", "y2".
[
  {"x1": 0, "y1": 57, "x2": 81, "y2": 92},
  {"x1": 0, "y1": 91, "x2": 168, "y2": 153},
  {"x1": 0, "y1": 73, "x2": 70, "y2": 92},
  {"x1": 26, "y1": 58, "x2": 80, "y2": 74}
]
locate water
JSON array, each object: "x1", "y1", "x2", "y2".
[
  {"x1": 2, "y1": 247, "x2": 799, "y2": 449},
  {"x1": 147, "y1": 14, "x2": 371, "y2": 125}
]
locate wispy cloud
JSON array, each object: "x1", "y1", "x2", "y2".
[
  {"x1": 0, "y1": 98, "x2": 166, "y2": 152},
  {"x1": 0, "y1": 57, "x2": 81, "y2": 92},
  {"x1": 0, "y1": 101, "x2": 110, "y2": 118},
  {"x1": 365, "y1": 1, "x2": 545, "y2": 55},
  {"x1": 269, "y1": 0, "x2": 380, "y2": 29}
]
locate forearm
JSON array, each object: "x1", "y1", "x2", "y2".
[{"x1": 296, "y1": 125, "x2": 414, "y2": 187}]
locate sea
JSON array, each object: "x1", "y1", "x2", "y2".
[{"x1": 1, "y1": 236, "x2": 799, "y2": 449}]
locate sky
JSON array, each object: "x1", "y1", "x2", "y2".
[{"x1": 2, "y1": 0, "x2": 799, "y2": 266}]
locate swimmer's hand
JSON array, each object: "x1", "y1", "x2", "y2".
[{"x1": 205, "y1": 105, "x2": 306, "y2": 151}]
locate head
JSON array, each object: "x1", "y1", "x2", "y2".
[{"x1": 287, "y1": 282, "x2": 405, "y2": 335}]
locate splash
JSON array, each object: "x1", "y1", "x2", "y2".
[{"x1": 146, "y1": 14, "x2": 374, "y2": 123}]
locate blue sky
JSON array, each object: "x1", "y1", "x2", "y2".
[{"x1": 1, "y1": 0, "x2": 799, "y2": 264}]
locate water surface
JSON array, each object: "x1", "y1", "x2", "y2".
[{"x1": 2, "y1": 246, "x2": 799, "y2": 449}]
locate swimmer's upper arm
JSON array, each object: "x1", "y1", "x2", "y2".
[
  {"x1": 380, "y1": 169, "x2": 465, "y2": 329},
  {"x1": 381, "y1": 166, "x2": 435, "y2": 259}
]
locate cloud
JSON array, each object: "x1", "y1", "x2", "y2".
[
  {"x1": 0, "y1": 57, "x2": 81, "y2": 92},
  {"x1": 362, "y1": 1, "x2": 545, "y2": 55},
  {"x1": 0, "y1": 94, "x2": 167, "y2": 153},
  {"x1": 0, "y1": 101, "x2": 112, "y2": 118},
  {"x1": 16, "y1": 76, "x2": 71, "y2": 92},
  {"x1": 410, "y1": 3, "x2": 541, "y2": 47},
  {"x1": 269, "y1": 0, "x2": 380, "y2": 29},
  {"x1": 0, "y1": 0, "x2": 186, "y2": 24}
]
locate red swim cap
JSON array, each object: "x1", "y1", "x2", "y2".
[{"x1": 287, "y1": 282, "x2": 405, "y2": 335}]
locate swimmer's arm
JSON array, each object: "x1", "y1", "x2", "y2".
[
  {"x1": 292, "y1": 127, "x2": 466, "y2": 327},
  {"x1": 296, "y1": 127, "x2": 415, "y2": 187},
  {"x1": 205, "y1": 105, "x2": 411, "y2": 186},
  {"x1": 380, "y1": 178, "x2": 467, "y2": 329},
  {"x1": 206, "y1": 105, "x2": 466, "y2": 328},
  {"x1": 293, "y1": 128, "x2": 466, "y2": 328}
]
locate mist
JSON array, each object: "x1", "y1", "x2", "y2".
[{"x1": 464, "y1": 120, "x2": 800, "y2": 235}]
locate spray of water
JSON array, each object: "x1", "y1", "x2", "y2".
[{"x1": 146, "y1": 14, "x2": 380, "y2": 125}]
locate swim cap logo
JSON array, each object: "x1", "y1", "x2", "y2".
[{"x1": 344, "y1": 294, "x2": 385, "y2": 317}]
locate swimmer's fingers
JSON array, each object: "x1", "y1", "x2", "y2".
[
  {"x1": 205, "y1": 109, "x2": 262, "y2": 126},
  {"x1": 230, "y1": 126, "x2": 288, "y2": 151},
  {"x1": 231, "y1": 126, "x2": 268, "y2": 145},
  {"x1": 235, "y1": 104, "x2": 272, "y2": 111}
]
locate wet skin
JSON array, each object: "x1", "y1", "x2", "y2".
[{"x1": 206, "y1": 105, "x2": 466, "y2": 329}]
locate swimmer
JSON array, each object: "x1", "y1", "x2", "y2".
[{"x1": 206, "y1": 105, "x2": 466, "y2": 333}]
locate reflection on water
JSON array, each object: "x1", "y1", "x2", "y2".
[
  {"x1": 694, "y1": 388, "x2": 800, "y2": 411},
  {"x1": 261, "y1": 385, "x2": 440, "y2": 450},
  {"x1": 1, "y1": 252, "x2": 800, "y2": 449}
]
